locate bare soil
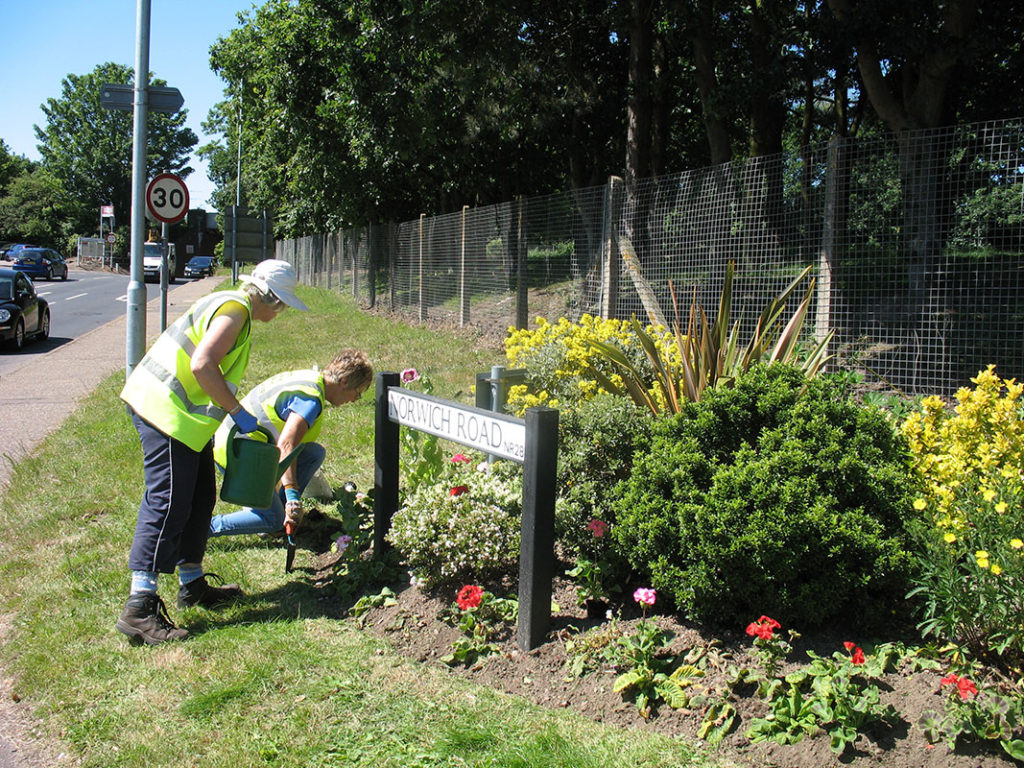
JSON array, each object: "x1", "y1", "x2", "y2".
[{"x1": 303, "y1": 530, "x2": 1020, "y2": 768}]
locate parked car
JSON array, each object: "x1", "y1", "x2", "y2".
[
  {"x1": 10, "y1": 248, "x2": 68, "y2": 281},
  {"x1": 3, "y1": 243, "x2": 36, "y2": 259},
  {"x1": 183, "y1": 255, "x2": 216, "y2": 278},
  {"x1": 0, "y1": 268, "x2": 50, "y2": 350}
]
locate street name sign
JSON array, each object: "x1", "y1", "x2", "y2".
[{"x1": 100, "y1": 83, "x2": 184, "y2": 115}]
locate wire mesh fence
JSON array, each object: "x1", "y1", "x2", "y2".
[{"x1": 277, "y1": 116, "x2": 1024, "y2": 396}]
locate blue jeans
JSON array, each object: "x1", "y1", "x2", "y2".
[{"x1": 209, "y1": 442, "x2": 326, "y2": 537}]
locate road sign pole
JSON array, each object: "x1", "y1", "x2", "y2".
[
  {"x1": 160, "y1": 221, "x2": 168, "y2": 332},
  {"x1": 126, "y1": 0, "x2": 151, "y2": 378}
]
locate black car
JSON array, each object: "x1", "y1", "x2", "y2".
[
  {"x1": 183, "y1": 255, "x2": 216, "y2": 278},
  {"x1": 0, "y1": 268, "x2": 50, "y2": 350}
]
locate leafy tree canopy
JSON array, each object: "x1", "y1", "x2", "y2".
[{"x1": 35, "y1": 62, "x2": 197, "y2": 238}]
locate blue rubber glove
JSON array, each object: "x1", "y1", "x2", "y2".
[
  {"x1": 229, "y1": 407, "x2": 259, "y2": 434},
  {"x1": 284, "y1": 487, "x2": 302, "y2": 504}
]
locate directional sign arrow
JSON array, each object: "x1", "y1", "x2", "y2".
[{"x1": 100, "y1": 83, "x2": 184, "y2": 115}]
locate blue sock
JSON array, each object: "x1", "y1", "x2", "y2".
[
  {"x1": 130, "y1": 571, "x2": 158, "y2": 595},
  {"x1": 177, "y1": 563, "x2": 204, "y2": 586}
]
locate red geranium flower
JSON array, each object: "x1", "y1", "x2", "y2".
[
  {"x1": 745, "y1": 615, "x2": 781, "y2": 641},
  {"x1": 851, "y1": 647, "x2": 866, "y2": 665},
  {"x1": 586, "y1": 519, "x2": 609, "y2": 538},
  {"x1": 456, "y1": 585, "x2": 483, "y2": 610},
  {"x1": 449, "y1": 485, "x2": 469, "y2": 497},
  {"x1": 942, "y1": 673, "x2": 977, "y2": 700},
  {"x1": 843, "y1": 641, "x2": 856, "y2": 651},
  {"x1": 451, "y1": 453, "x2": 472, "y2": 464},
  {"x1": 957, "y1": 677, "x2": 978, "y2": 699}
]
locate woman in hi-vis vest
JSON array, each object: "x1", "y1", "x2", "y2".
[{"x1": 117, "y1": 259, "x2": 308, "y2": 646}]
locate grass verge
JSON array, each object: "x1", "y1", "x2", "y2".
[{"x1": 0, "y1": 285, "x2": 719, "y2": 768}]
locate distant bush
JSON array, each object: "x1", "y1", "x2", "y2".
[{"x1": 613, "y1": 363, "x2": 916, "y2": 630}]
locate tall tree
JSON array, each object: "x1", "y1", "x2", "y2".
[
  {"x1": 35, "y1": 62, "x2": 197, "y2": 237},
  {"x1": 0, "y1": 169, "x2": 69, "y2": 246}
]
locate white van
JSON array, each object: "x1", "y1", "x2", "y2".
[{"x1": 142, "y1": 242, "x2": 176, "y2": 283}]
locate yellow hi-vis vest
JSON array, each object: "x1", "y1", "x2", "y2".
[
  {"x1": 212, "y1": 370, "x2": 326, "y2": 469},
  {"x1": 120, "y1": 290, "x2": 253, "y2": 451}
]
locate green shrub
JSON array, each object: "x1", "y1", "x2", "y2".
[
  {"x1": 556, "y1": 394, "x2": 653, "y2": 559},
  {"x1": 387, "y1": 460, "x2": 523, "y2": 587},
  {"x1": 613, "y1": 363, "x2": 916, "y2": 630}
]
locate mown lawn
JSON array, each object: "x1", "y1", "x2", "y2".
[{"x1": 0, "y1": 284, "x2": 720, "y2": 768}]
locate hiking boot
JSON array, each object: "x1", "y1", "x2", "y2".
[
  {"x1": 177, "y1": 573, "x2": 243, "y2": 609},
  {"x1": 116, "y1": 593, "x2": 189, "y2": 646}
]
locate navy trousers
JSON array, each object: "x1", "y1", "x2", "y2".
[{"x1": 128, "y1": 407, "x2": 217, "y2": 573}]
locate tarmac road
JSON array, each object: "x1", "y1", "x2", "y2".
[{"x1": 0, "y1": 271, "x2": 215, "y2": 768}]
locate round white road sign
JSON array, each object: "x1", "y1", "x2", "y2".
[{"x1": 146, "y1": 173, "x2": 189, "y2": 224}]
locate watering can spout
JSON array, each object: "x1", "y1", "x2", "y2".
[{"x1": 219, "y1": 425, "x2": 304, "y2": 508}]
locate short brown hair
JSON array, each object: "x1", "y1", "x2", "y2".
[{"x1": 323, "y1": 349, "x2": 373, "y2": 391}]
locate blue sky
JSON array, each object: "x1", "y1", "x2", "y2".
[{"x1": 0, "y1": 1, "x2": 259, "y2": 210}]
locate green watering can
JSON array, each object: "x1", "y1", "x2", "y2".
[{"x1": 219, "y1": 425, "x2": 303, "y2": 508}]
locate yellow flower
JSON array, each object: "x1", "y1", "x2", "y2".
[
  {"x1": 1011, "y1": 538, "x2": 1023, "y2": 549},
  {"x1": 991, "y1": 564, "x2": 1003, "y2": 575},
  {"x1": 913, "y1": 498, "x2": 928, "y2": 511},
  {"x1": 983, "y1": 489, "x2": 997, "y2": 502},
  {"x1": 996, "y1": 502, "x2": 1008, "y2": 514},
  {"x1": 977, "y1": 558, "x2": 991, "y2": 569},
  {"x1": 944, "y1": 532, "x2": 957, "y2": 544},
  {"x1": 976, "y1": 550, "x2": 990, "y2": 560}
]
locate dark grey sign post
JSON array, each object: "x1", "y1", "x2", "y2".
[{"x1": 373, "y1": 371, "x2": 558, "y2": 650}]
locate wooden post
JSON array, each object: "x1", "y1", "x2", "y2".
[
  {"x1": 460, "y1": 205, "x2": 470, "y2": 326},
  {"x1": 815, "y1": 137, "x2": 841, "y2": 368},
  {"x1": 517, "y1": 406, "x2": 559, "y2": 651},
  {"x1": 515, "y1": 197, "x2": 528, "y2": 330},
  {"x1": 418, "y1": 214, "x2": 426, "y2": 321},
  {"x1": 600, "y1": 176, "x2": 624, "y2": 319},
  {"x1": 373, "y1": 372, "x2": 401, "y2": 557}
]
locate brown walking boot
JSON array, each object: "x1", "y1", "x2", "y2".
[
  {"x1": 177, "y1": 573, "x2": 243, "y2": 608},
  {"x1": 116, "y1": 593, "x2": 189, "y2": 646}
]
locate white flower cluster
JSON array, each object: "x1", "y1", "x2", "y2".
[{"x1": 387, "y1": 463, "x2": 523, "y2": 586}]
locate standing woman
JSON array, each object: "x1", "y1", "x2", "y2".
[{"x1": 116, "y1": 259, "x2": 308, "y2": 646}]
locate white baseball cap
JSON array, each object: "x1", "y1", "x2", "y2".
[{"x1": 238, "y1": 259, "x2": 309, "y2": 312}]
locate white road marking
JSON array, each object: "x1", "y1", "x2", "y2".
[{"x1": 64, "y1": 293, "x2": 88, "y2": 301}]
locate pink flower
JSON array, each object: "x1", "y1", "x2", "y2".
[
  {"x1": 401, "y1": 368, "x2": 419, "y2": 383},
  {"x1": 633, "y1": 587, "x2": 656, "y2": 606},
  {"x1": 335, "y1": 534, "x2": 352, "y2": 553},
  {"x1": 451, "y1": 453, "x2": 472, "y2": 464},
  {"x1": 456, "y1": 585, "x2": 483, "y2": 610},
  {"x1": 449, "y1": 485, "x2": 469, "y2": 497},
  {"x1": 586, "y1": 519, "x2": 609, "y2": 538}
]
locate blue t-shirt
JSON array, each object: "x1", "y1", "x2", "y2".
[{"x1": 275, "y1": 392, "x2": 322, "y2": 429}]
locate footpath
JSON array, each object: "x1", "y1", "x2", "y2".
[
  {"x1": 0, "y1": 272, "x2": 214, "y2": 489},
  {"x1": 0, "y1": 270, "x2": 215, "y2": 768}
]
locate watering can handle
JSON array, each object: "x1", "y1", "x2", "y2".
[{"x1": 227, "y1": 423, "x2": 277, "y2": 459}]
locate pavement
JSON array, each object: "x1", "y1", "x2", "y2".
[{"x1": 0, "y1": 271, "x2": 215, "y2": 490}]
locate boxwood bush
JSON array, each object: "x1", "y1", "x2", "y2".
[
  {"x1": 612, "y1": 363, "x2": 916, "y2": 630},
  {"x1": 556, "y1": 393, "x2": 653, "y2": 559}
]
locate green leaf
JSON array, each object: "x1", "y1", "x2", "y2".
[{"x1": 1001, "y1": 739, "x2": 1024, "y2": 762}]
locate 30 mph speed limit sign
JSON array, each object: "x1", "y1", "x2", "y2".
[{"x1": 146, "y1": 173, "x2": 189, "y2": 224}]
